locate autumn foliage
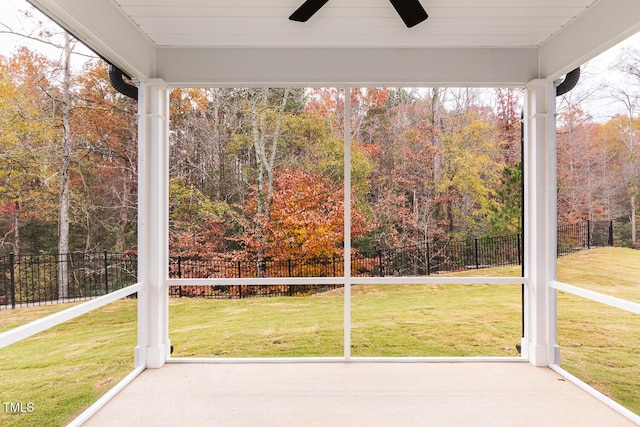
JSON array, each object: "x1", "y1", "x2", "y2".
[
  {"x1": 3, "y1": 42, "x2": 640, "y2": 260},
  {"x1": 233, "y1": 166, "x2": 370, "y2": 261}
]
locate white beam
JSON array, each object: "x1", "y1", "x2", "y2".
[
  {"x1": 551, "y1": 281, "x2": 640, "y2": 316},
  {"x1": 156, "y1": 47, "x2": 539, "y2": 87},
  {"x1": 27, "y1": 0, "x2": 156, "y2": 78},
  {"x1": 539, "y1": 0, "x2": 640, "y2": 79},
  {"x1": 344, "y1": 87, "x2": 351, "y2": 360},
  {"x1": 0, "y1": 283, "x2": 141, "y2": 350},
  {"x1": 165, "y1": 276, "x2": 525, "y2": 286},
  {"x1": 523, "y1": 79, "x2": 558, "y2": 367},
  {"x1": 137, "y1": 79, "x2": 170, "y2": 369}
]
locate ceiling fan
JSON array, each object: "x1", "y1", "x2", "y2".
[{"x1": 289, "y1": 0, "x2": 428, "y2": 28}]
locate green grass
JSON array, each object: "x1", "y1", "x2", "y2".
[
  {"x1": 557, "y1": 247, "x2": 640, "y2": 302},
  {"x1": 169, "y1": 294, "x2": 344, "y2": 357},
  {"x1": 350, "y1": 283, "x2": 521, "y2": 357},
  {"x1": 0, "y1": 302, "x2": 83, "y2": 333},
  {"x1": 553, "y1": 247, "x2": 640, "y2": 414},
  {"x1": 168, "y1": 284, "x2": 522, "y2": 359},
  {"x1": 557, "y1": 294, "x2": 640, "y2": 413},
  {"x1": 0, "y1": 246, "x2": 638, "y2": 425},
  {"x1": 0, "y1": 299, "x2": 137, "y2": 427}
]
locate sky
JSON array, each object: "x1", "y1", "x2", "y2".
[
  {"x1": 1, "y1": 0, "x2": 640, "y2": 121},
  {"x1": 0, "y1": 0, "x2": 97, "y2": 67}
]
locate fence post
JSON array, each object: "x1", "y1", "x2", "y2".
[
  {"x1": 586, "y1": 219, "x2": 591, "y2": 249},
  {"x1": 517, "y1": 234, "x2": 522, "y2": 265},
  {"x1": 608, "y1": 220, "x2": 614, "y2": 246},
  {"x1": 177, "y1": 256, "x2": 182, "y2": 298},
  {"x1": 237, "y1": 261, "x2": 243, "y2": 299},
  {"x1": 378, "y1": 250, "x2": 384, "y2": 277},
  {"x1": 474, "y1": 238, "x2": 480, "y2": 269},
  {"x1": 9, "y1": 253, "x2": 16, "y2": 309},
  {"x1": 426, "y1": 242, "x2": 431, "y2": 275},
  {"x1": 103, "y1": 251, "x2": 109, "y2": 294},
  {"x1": 332, "y1": 256, "x2": 337, "y2": 277},
  {"x1": 288, "y1": 259, "x2": 293, "y2": 296}
]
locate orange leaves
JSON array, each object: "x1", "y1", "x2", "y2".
[
  {"x1": 268, "y1": 167, "x2": 343, "y2": 259},
  {"x1": 235, "y1": 166, "x2": 370, "y2": 261}
]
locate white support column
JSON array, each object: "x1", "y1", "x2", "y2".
[
  {"x1": 343, "y1": 87, "x2": 352, "y2": 361},
  {"x1": 135, "y1": 79, "x2": 170, "y2": 369},
  {"x1": 524, "y1": 79, "x2": 559, "y2": 367}
]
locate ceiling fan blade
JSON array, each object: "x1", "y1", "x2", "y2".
[
  {"x1": 388, "y1": 0, "x2": 428, "y2": 28},
  {"x1": 289, "y1": 0, "x2": 330, "y2": 22}
]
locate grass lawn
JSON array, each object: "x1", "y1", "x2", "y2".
[
  {"x1": 169, "y1": 294, "x2": 344, "y2": 358},
  {"x1": 0, "y1": 302, "x2": 83, "y2": 333},
  {"x1": 350, "y1": 283, "x2": 521, "y2": 357},
  {"x1": 168, "y1": 283, "x2": 522, "y2": 358},
  {"x1": 557, "y1": 294, "x2": 640, "y2": 414},
  {"x1": 556, "y1": 247, "x2": 640, "y2": 415},
  {"x1": 0, "y1": 299, "x2": 137, "y2": 427},
  {"x1": 557, "y1": 247, "x2": 640, "y2": 302},
  {"x1": 0, "y1": 246, "x2": 638, "y2": 425}
]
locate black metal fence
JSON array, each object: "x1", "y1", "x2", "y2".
[
  {"x1": 557, "y1": 220, "x2": 613, "y2": 256},
  {"x1": 0, "y1": 252, "x2": 137, "y2": 309},
  {"x1": 168, "y1": 256, "x2": 344, "y2": 299},
  {"x1": 352, "y1": 234, "x2": 523, "y2": 277},
  {"x1": 0, "y1": 220, "x2": 614, "y2": 307},
  {"x1": 169, "y1": 255, "x2": 344, "y2": 279}
]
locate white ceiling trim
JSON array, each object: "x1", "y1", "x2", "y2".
[
  {"x1": 155, "y1": 47, "x2": 539, "y2": 87},
  {"x1": 28, "y1": 0, "x2": 156, "y2": 77},
  {"x1": 540, "y1": 0, "x2": 640, "y2": 79}
]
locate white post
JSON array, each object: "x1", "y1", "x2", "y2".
[
  {"x1": 523, "y1": 79, "x2": 558, "y2": 367},
  {"x1": 135, "y1": 79, "x2": 170, "y2": 369},
  {"x1": 343, "y1": 87, "x2": 352, "y2": 360}
]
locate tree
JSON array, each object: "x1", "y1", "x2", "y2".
[
  {"x1": 606, "y1": 49, "x2": 640, "y2": 243},
  {"x1": 2, "y1": 10, "x2": 99, "y2": 295},
  {"x1": 598, "y1": 114, "x2": 640, "y2": 243},
  {"x1": 557, "y1": 104, "x2": 610, "y2": 224},
  {"x1": 57, "y1": 32, "x2": 72, "y2": 297},
  {"x1": 437, "y1": 108, "x2": 503, "y2": 237},
  {"x1": 73, "y1": 60, "x2": 138, "y2": 252},
  {"x1": 488, "y1": 162, "x2": 522, "y2": 235},
  {"x1": 0, "y1": 49, "x2": 58, "y2": 255},
  {"x1": 494, "y1": 88, "x2": 522, "y2": 166},
  {"x1": 170, "y1": 87, "x2": 245, "y2": 204},
  {"x1": 169, "y1": 177, "x2": 229, "y2": 258},
  {"x1": 234, "y1": 166, "x2": 369, "y2": 261}
]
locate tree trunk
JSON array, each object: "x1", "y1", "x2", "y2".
[
  {"x1": 13, "y1": 201, "x2": 20, "y2": 256},
  {"x1": 430, "y1": 88, "x2": 444, "y2": 183},
  {"x1": 249, "y1": 88, "x2": 290, "y2": 265},
  {"x1": 115, "y1": 178, "x2": 130, "y2": 253},
  {"x1": 58, "y1": 33, "x2": 72, "y2": 299},
  {"x1": 632, "y1": 194, "x2": 637, "y2": 245}
]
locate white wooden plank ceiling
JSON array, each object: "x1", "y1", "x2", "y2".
[
  {"x1": 25, "y1": 0, "x2": 640, "y2": 84},
  {"x1": 114, "y1": 0, "x2": 597, "y2": 48}
]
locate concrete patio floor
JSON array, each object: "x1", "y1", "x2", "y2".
[{"x1": 84, "y1": 362, "x2": 637, "y2": 427}]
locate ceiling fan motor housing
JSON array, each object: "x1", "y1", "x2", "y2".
[{"x1": 290, "y1": 0, "x2": 428, "y2": 28}]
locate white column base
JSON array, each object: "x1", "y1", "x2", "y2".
[
  {"x1": 134, "y1": 346, "x2": 145, "y2": 368},
  {"x1": 520, "y1": 336, "x2": 528, "y2": 359},
  {"x1": 146, "y1": 344, "x2": 167, "y2": 369},
  {"x1": 528, "y1": 343, "x2": 549, "y2": 367},
  {"x1": 553, "y1": 344, "x2": 561, "y2": 365}
]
